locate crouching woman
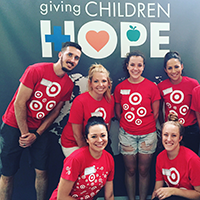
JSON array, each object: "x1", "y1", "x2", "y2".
[
  {"x1": 50, "y1": 116, "x2": 114, "y2": 200},
  {"x1": 152, "y1": 114, "x2": 200, "y2": 200}
]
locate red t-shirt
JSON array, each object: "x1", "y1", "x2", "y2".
[
  {"x1": 191, "y1": 85, "x2": 200, "y2": 113},
  {"x1": 61, "y1": 92, "x2": 114, "y2": 148},
  {"x1": 3, "y1": 63, "x2": 74, "y2": 129},
  {"x1": 50, "y1": 146, "x2": 114, "y2": 200},
  {"x1": 158, "y1": 76, "x2": 199, "y2": 126},
  {"x1": 114, "y1": 78, "x2": 160, "y2": 135},
  {"x1": 156, "y1": 146, "x2": 200, "y2": 189}
]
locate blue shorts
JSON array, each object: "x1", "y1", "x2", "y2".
[
  {"x1": 0, "y1": 123, "x2": 50, "y2": 176},
  {"x1": 118, "y1": 127, "x2": 158, "y2": 155}
]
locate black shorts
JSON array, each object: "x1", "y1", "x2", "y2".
[{"x1": 0, "y1": 123, "x2": 50, "y2": 176}]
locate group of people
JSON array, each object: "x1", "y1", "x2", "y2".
[{"x1": 0, "y1": 41, "x2": 200, "y2": 200}]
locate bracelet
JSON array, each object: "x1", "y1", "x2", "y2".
[{"x1": 33, "y1": 131, "x2": 40, "y2": 139}]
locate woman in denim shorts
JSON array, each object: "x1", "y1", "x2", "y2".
[{"x1": 114, "y1": 51, "x2": 160, "y2": 200}]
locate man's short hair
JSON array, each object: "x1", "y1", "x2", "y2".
[{"x1": 61, "y1": 41, "x2": 82, "y2": 52}]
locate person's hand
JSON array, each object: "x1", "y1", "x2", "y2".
[
  {"x1": 19, "y1": 133, "x2": 37, "y2": 148},
  {"x1": 155, "y1": 187, "x2": 175, "y2": 200}
]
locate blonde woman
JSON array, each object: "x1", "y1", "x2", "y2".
[
  {"x1": 61, "y1": 64, "x2": 114, "y2": 157},
  {"x1": 152, "y1": 114, "x2": 200, "y2": 200}
]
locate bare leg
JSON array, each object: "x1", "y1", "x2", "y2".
[
  {"x1": 138, "y1": 153, "x2": 153, "y2": 200},
  {"x1": 35, "y1": 169, "x2": 48, "y2": 200},
  {"x1": 0, "y1": 175, "x2": 14, "y2": 200},
  {"x1": 123, "y1": 154, "x2": 137, "y2": 200}
]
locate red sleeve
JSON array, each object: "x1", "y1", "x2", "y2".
[
  {"x1": 61, "y1": 156, "x2": 81, "y2": 182},
  {"x1": 19, "y1": 65, "x2": 41, "y2": 89}
]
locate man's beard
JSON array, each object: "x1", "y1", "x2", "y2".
[{"x1": 61, "y1": 57, "x2": 74, "y2": 73}]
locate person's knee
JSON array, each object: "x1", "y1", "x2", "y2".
[
  {"x1": 126, "y1": 167, "x2": 136, "y2": 177},
  {"x1": 124, "y1": 162, "x2": 137, "y2": 177},
  {"x1": 0, "y1": 175, "x2": 14, "y2": 185},
  {"x1": 35, "y1": 169, "x2": 47, "y2": 181},
  {"x1": 138, "y1": 165, "x2": 150, "y2": 177}
]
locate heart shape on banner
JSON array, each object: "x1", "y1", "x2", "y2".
[{"x1": 86, "y1": 30, "x2": 109, "y2": 52}]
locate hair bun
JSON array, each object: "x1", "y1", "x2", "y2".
[{"x1": 167, "y1": 113, "x2": 179, "y2": 122}]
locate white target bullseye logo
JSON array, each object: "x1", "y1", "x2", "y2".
[
  {"x1": 169, "y1": 110, "x2": 178, "y2": 116},
  {"x1": 35, "y1": 91, "x2": 43, "y2": 98},
  {"x1": 46, "y1": 101, "x2": 56, "y2": 111},
  {"x1": 135, "y1": 119, "x2": 142, "y2": 125},
  {"x1": 170, "y1": 90, "x2": 184, "y2": 104},
  {"x1": 46, "y1": 82, "x2": 61, "y2": 97},
  {"x1": 80, "y1": 185, "x2": 85, "y2": 189},
  {"x1": 36, "y1": 112, "x2": 45, "y2": 119},
  {"x1": 129, "y1": 92, "x2": 142, "y2": 105},
  {"x1": 137, "y1": 107, "x2": 147, "y2": 117},
  {"x1": 166, "y1": 102, "x2": 172, "y2": 109},
  {"x1": 95, "y1": 108, "x2": 106, "y2": 120},
  {"x1": 179, "y1": 105, "x2": 189, "y2": 115},
  {"x1": 89, "y1": 174, "x2": 95, "y2": 182},
  {"x1": 125, "y1": 112, "x2": 135, "y2": 122},
  {"x1": 167, "y1": 167, "x2": 180, "y2": 185},
  {"x1": 179, "y1": 118, "x2": 185, "y2": 124},
  {"x1": 123, "y1": 104, "x2": 129, "y2": 110},
  {"x1": 30, "y1": 100, "x2": 43, "y2": 111}
]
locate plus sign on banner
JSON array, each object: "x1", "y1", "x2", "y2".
[{"x1": 45, "y1": 26, "x2": 70, "y2": 51}]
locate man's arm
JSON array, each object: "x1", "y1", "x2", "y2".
[
  {"x1": 14, "y1": 83, "x2": 32, "y2": 135},
  {"x1": 36, "y1": 101, "x2": 64, "y2": 135},
  {"x1": 15, "y1": 83, "x2": 64, "y2": 147},
  {"x1": 19, "y1": 100, "x2": 64, "y2": 147}
]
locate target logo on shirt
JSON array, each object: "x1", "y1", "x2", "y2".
[
  {"x1": 29, "y1": 79, "x2": 62, "y2": 119},
  {"x1": 164, "y1": 89, "x2": 189, "y2": 124},
  {"x1": 162, "y1": 167, "x2": 180, "y2": 186},
  {"x1": 123, "y1": 92, "x2": 148, "y2": 125}
]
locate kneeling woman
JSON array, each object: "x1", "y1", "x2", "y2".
[
  {"x1": 50, "y1": 116, "x2": 115, "y2": 200},
  {"x1": 152, "y1": 114, "x2": 200, "y2": 200}
]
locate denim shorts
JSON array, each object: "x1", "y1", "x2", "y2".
[
  {"x1": 0, "y1": 123, "x2": 50, "y2": 176},
  {"x1": 118, "y1": 127, "x2": 158, "y2": 155}
]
